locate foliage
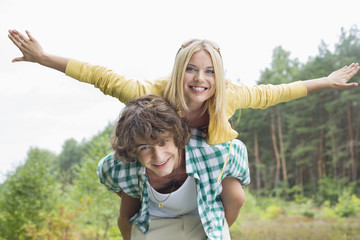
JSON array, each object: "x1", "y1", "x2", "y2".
[
  {"x1": 231, "y1": 25, "x2": 360, "y2": 201},
  {"x1": 0, "y1": 148, "x2": 58, "y2": 240},
  {"x1": 322, "y1": 188, "x2": 360, "y2": 218},
  {"x1": 56, "y1": 138, "x2": 83, "y2": 183},
  {"x1": 316, "y1": 177, "x2": 348, "y2": 206},
  {"x1": 261, "y1": 205, "x2": 283, "y2": 219},
  {"x1": 24, "y1": 201, "x2": 87, "y2": 240},
  {"x1": 70, "y1": 128, "x2": 119, "y2": 239}
]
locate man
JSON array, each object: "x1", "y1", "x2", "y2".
[{"x1": 97, "y1": 95, "x2": 250, "y2": 240}]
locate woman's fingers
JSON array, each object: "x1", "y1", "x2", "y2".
[
  {"x1": 12, "y1": 56, "x2": 25, "y2": 63},
  {"x1": 25, "y1": 30, "x2": 35, "y2": 42}
]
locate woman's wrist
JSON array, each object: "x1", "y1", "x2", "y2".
[
  {"x1": 304, "y1": 77, "x2": 330, "y2": 93},
  {"x1": 39, "y1": 53, "x2": 69, "y2": 73}
]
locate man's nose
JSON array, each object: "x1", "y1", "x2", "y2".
[{"x1": 152, "y1": 146, "x2": 164, "y2": 161}]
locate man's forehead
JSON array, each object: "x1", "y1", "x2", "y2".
[{"x1": 133, "y1": 133, "x2": 172, "y2": 146}]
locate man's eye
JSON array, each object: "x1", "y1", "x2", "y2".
[{"x1": 139, "y1": 146, "x2": 150, "y2": 151}]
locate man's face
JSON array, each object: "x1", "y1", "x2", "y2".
[{"x1": 136, "y1": 137, "x2": 179, "y2": 177}]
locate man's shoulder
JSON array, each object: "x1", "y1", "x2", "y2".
[{"x1": 97, "y1": 153, "x2": 143, "y2": 176}]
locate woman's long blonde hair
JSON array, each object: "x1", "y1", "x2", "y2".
[{"x1": 164, "y1": 40, "x2": 227, "y2": 129}]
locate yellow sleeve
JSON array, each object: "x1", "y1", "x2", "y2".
[
  {"x1": 227, "y1": 81, "x2": 308, "y2": 111},
  {"x1": 65, "y1": 59, "x2": 167, "y2": 104}
]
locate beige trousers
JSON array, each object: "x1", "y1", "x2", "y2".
[{"x1": 131, "y1": 215, "x2": 230, "y2": 240}]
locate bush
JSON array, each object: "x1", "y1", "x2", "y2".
[
  {"x1": 0, "y1": 148, "x2": 58, "y2": 239},
  {"x1": 334, "y1": 189, "x2": 360, "y2": 218},
  {"x1": 322, "y1": 188, "x2": 360, "y2": 218},
  {"x1": 261, "y1": 205, "x2": 283, "y2": 219},
  {"x1": 316, "y1": 177, "x2": 347, "y2": 206}
]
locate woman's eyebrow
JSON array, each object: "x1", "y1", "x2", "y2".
[{"x1": 187, "y1": 63, "x2": 214, "y2": 69}]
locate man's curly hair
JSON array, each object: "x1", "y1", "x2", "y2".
[{"x1": 111, "y1": 95, "x2": 191, "y2": 162}]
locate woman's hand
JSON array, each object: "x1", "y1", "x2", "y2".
[
  {"x1": 304, "y1": 63, "x2": 359, "y2": 93},
  {"x1": 327, "y1": 63, "x2": 359, "y2": 90},
  {"x1": 8, "y1": 29, "x2": 45, "y2": 63},
  {"x1": 8, "y1": 29, "x2": 69, "y2": 73}
]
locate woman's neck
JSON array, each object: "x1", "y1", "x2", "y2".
[{"x1": 181, "y1": 106, "x2": 209, "y2": 128}]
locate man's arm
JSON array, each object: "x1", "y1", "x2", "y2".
[
  {"x1": 116, "y1": 191, "x2": 141, "y2": 240},
  {"x1": 117, "y1": 191, "x2": 141, "y2": 240},
  {"x1": 219, "y1": 177, "x2": 245, "y2": 226}
]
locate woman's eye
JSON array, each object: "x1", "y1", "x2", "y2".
[
  {"x1": 206, "y1": 69, "x2": 215, "y2": 74},
  {"x1": 186, "y1": 67, "x2": 196, "y2": 72}
]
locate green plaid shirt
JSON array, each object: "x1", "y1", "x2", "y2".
[{"x1": 97, "y1": 129, "x2": 250, "y2": 240}]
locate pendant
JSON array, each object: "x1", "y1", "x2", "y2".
[{"x1": 158, "y1": 202, "x2": 163, "y2": 208}]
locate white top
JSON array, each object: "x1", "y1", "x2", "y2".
[{"x1": 148, "y1": 176, "x2": 198, "y2": 217}]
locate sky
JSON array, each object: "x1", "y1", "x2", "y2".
[{"x1": 0, "y1": 0, "x2": 359, "y2": 182}]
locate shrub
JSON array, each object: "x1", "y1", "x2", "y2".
[
  {"x1": 334, "y1": 189, "x2": 360, "y2": 218},
  {"x1": 261, "y1": 205, "x2": 283, "y2": 219}
]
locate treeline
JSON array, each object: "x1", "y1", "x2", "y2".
[
  {"x1": 0, "y1": 125, "x2": 121, "y2": 239},
  {"x1": 0, "y1": 26, "x2": 359, "y2": 239},
  {"x1": 231, "y1": 25, "x2": 360, "y2": 204}
]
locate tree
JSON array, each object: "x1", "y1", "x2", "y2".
[
  {"x1": 70, "y1": 123, "x2": 120, "y2": 239},
  {"x1": 0, "y1": 148, "x2": 58, "y2": 239},
  {"x1": 56, "y1": 138, "x2": 83, "y2": 183}
]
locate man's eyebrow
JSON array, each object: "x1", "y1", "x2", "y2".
[{"x1": 135, "y1": 143, "x2": 147, "y2": 147}]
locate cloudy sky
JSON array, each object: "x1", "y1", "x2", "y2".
[{"x1": 0, "y1": 0, "x2": 358, "y2": 182}]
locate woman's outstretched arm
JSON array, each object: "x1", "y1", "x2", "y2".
[
  {"x1": 8, "y1": 29, "x2": 69, "y2": 73},
  {"x1": 304, "y1": 63, "x2": 359, "y2": 93}
]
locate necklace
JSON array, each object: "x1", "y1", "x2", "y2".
[
  {"x1": 148, "y1": 177, "x2": 177, "y2": 208},
  {"x1": 148, "y1": 151, "x2": 182, "y2": 208}
]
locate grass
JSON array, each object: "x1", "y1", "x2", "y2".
[
  {"x1": 228, "y1": 189, "x2": 360, "y2": 240},
  {"x1": 230, "y1": 215, "x2": 360, "y2": 240}
]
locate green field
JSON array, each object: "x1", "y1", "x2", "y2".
[
  {"x1": 231, "y1": 216, "x2": 360, "y2": 240},
  {"x1": 229, "y1": 190, "x2": 360, "y2": 240}
]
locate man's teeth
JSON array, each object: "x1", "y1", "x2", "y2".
[
  {"x1": 154, "y1": 160, "x2": 167, "y2": 166},
  {"x1": 192, "y1": 86, "x2": 206, "y2": 91}
]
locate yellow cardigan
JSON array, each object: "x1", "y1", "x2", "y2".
[{"x1": 65, "y1": 59, "x2": 307, "y2": 145}]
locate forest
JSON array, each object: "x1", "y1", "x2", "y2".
[{"x1": 0, "y1": 26, "x2": 359, "y2": 239}]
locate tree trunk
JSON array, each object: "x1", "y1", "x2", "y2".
[
  {"x1": 328, "y1": 111, "x2": 338, "y2": 179},
  {"x1": 309, "y1": 162, "x2": 317, "y2": 196},
  {"x1": 300, "y1": 163, "x2": 304, "y2": 197},
  {"x1": 347, "y1": 102, "x2": 357, "y2": 181},
  {"x1": 253, "y1": 127, "x2": 261, "y2": 193},
  {"x1": 271, "y1": 111, "x2": 281, "y2": 189},
  {"x1": 277, "y1": 107, "x2": 288, "y2": 183},
  {"x1": 317, "y1": 128, "x2": 326, "y2": 179}
]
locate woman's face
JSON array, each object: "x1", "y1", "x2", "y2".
[{"x1": 183, "y1": 50, "x2": 216, "y2": 110}]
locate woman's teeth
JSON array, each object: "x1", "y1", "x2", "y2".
[{"x1": 191, "y1": 86, "x2": 206, "y2": 91}]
